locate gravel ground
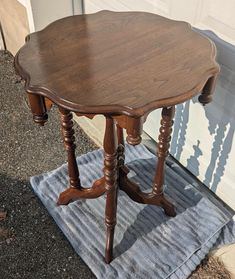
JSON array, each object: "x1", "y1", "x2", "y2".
[
  {"x1": 0, "y1": 51, "x2": 97, "y2": 279},
  {"x1": 0, "y1": 50, "x2": 231, "y2": 279}
]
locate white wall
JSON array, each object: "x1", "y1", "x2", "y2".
[
  {"x1": 16, "y1": 0, "x2": 83, "y2": 32},
  {"x1": 30, "y1": 0, "x2": 74, "y2": 31},
  {"x1": 84, "y1": 0, "x2": 167, "y2": 14}
]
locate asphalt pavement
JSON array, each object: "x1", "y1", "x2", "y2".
[{"x1": 0, "y1": 50, "x2": 96, "y2": 279}]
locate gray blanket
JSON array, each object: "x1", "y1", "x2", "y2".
[{"x1": 30, "y1": 144, "x2": 235, "y2": 279}]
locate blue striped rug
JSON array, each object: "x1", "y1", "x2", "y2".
[{"x1": 30, "y1": 144, "x2": 235, "y2": 279}]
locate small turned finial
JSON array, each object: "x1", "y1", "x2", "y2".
[
  {"x1": 33, "y1": 113, "x2": 48, "y2": 126},
  {"x1": 198, "y1": 75, "x2": 217, "y2": 106},
  {"x1": 126, "y1": 134, "x2": 142, "y2": 145},
  {"x1": 27, "y1": 94, "x2": 48, "y2": 126},
  {"x1": 126, "y1": 116, "x2": 143, "y2": 146}
]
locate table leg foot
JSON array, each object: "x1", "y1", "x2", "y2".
[
  {"x1": 57, "y1": 177, "x2": 106, "y2": 205},
  {"x1": 161, "y1": 197, "x2": 176, "y2": 217},
  {"x1": 120, "y1": 170, "x2": 176, "y2": 216},
  {"x1": 57, "y1": 188, "x2": 73, "y2": 205},
  {"x1": 105, "y1": 227, "x2": 115, "y2": 264}
]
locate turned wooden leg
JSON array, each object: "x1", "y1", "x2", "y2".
[
  {"x1": 198, "y1": 75, "x2": 217, "y2": 105},
  {"x1": 153, "y1": 106, "x2": 176, "y2": 216},
  {"x1": 104, "y1": 117, "x2": 118, "y2": 264},
  {"x1": 27, "y1": 94, "x2": 48, "y2": 126},
  {"x1": 57, "y1": 109, "x2": 81, "y2": 205}
]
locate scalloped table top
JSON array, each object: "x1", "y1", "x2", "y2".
[{"x1": 15, "y1": 10, "x2": 219, "y2": 116}]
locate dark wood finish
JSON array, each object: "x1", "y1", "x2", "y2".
[
  {"x1": 153, "y1": 107, "x2": 175, "y2": 195},
  {"x1": 59, "y1": 108, "x2": 81, "y2": 189},
  {"x1": 199, "y1": 75, "x2": 218, "y2": 105},
  {"x1": 44, "y1": 97, "x2": 53, "y2": 111},
  {"x1": 125, "y1": 117, "x2": 143, "y2": 145},
  {"x1": 117, "y1": 107, "x2": 175, "y2": 217},
  {"x1": 103, "y1": 117, "x2": 118, "y2": 264},
  {"x1": 119, "y1": 168, "x2": 175, "y2": 217},
  {"x1": 115, "y1": 115, "x2": 148, "y2": 145},
  {"x1": 153, "y1": 106, "x2": 176, "y2": 216},
  {"x1": 57, "y1": 110, "x2": 106, "y2": 205},
  {"x1": 27, "y1": 94, "x2": 48, "y2": 126},
  {"x1": 57, "y1": 177, "x2": 106, "y2": 205},
  {"x1": 15, "y1": 11, "x2": 219, "y2": 117},
  {"x1": 14, "y1": 11, "x2": 219, "y2": 264}
]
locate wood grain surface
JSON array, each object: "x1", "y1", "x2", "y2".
[{"x1": 15, "y1": 10, "x2": 219, "y2": 117}]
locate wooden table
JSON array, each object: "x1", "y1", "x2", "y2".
[{"x1": 15, "y1": 11, "x2": 219, "y2": 264}]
